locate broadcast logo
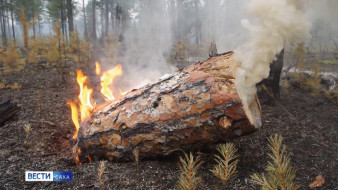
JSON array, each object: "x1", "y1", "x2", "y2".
[{"x1": 25, "y1": 171, "x2": 73, "y2": 182}]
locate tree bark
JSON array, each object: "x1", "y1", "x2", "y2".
[
  {"x1": 77, "y1": 52, "x2": 261, "y2": 162},
  {"x1": 67, "y1": 0, "x2": 74, "y2": 33}
]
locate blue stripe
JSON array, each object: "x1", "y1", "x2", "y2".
[{"x1": 53, "y1": 171, "x2": 73, "y2": 181}]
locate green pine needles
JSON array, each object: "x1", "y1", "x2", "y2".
[
  {"x1": 177, "y1": 152, "x2": 203, "y2": 190},
  {"x1": 210, "y1": 143, "x2": 239, "y2": 186},
  {"x1": 251, "y1": 134, "x2": 299, "y2": 190}
]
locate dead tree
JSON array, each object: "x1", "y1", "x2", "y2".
[{"x1": 260, "y1": 49, "x2": 284, "y2": 99}]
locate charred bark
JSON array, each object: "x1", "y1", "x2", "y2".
[
  {"x1": 260, "y1": 49, "x2": 284, "y2": 99},
  {"x1": 0, "y1": 99, "x2": 19, "y2": 126},
  {"x1": 77, "y1": 52, "x2": 261, "y2": 162}
]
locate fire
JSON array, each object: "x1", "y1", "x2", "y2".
[
  {"x1": 68, "y1": 62, "x2": 126, "y2": 164},
  {"x1": 95, "y1": 61, "x2": 101, "y2": 75},
  {"x1": 67, "y1": 102, "x2": 80, "y2": 139},
  {"x1": 100, "y1": 64, "x2": 123, "y2": 101},
  {"x1": 87, "y1": 154, "x2": 92, "y2": 163},
  {"x1": 76, "y1": 70, "x2": 93, "y2": 121},
  {"x1": 75, "y1": 148, "x2": 81, "y2": 165}
]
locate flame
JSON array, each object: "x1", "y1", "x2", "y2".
[
  {"x1": 95, "y1": 61, "x2": 101, "y2": 75},
  {"x1": 75, "y1": 148, "x2": 82, "y2": 165},
  {"x1": 69, "y1": 63, "x2": 128, "y2": 165},
  {"x1": 87, "y1": 154, "x2": 92, "y2": 163},
  {"x1": 67, "y1": 102, "x2": 80, "y2": 139},
  {"x1": 76, "y1": 70, "x2": 93, "y2": 121},
  {"x1": 100, "y1": 64, "x2": 123, "y2": 101}
]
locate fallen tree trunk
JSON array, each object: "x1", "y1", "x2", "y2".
[{"x1": 77, "y1": 51, "x2": 261, "y2": 162}]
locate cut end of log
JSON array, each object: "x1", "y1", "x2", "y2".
[
  {"x1": 76, "y1": 51, "x2": 262, "y2": 162},
  {"x1": 245, "y1": 95, "x2": 262, "y2": 128}
]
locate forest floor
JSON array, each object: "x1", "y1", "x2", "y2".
[{"x1": 0, "y1": 55, "x2": 337, "y2": 190}]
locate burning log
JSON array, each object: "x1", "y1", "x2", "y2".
[{"x1": 77, "y1": 51, "x2": 261, "y2": 162}]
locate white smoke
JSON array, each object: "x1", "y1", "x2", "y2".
[{"x1": 234, "y1": 0, "x2": 311, "y2": 125}]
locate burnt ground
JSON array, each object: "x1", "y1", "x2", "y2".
[{"x1": 0, "y1": 59, "x2": 337, "y2": 190}]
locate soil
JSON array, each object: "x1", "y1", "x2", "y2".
[{"x1": 0, "y1": 59, "x2": 337, "y2": 190}]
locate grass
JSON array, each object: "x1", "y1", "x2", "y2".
[
  {"x1": 97, "y1": 160, "x2": 107, "y2": 190},
  {"x1": 23, "y1": 123, "x2": 32, "y2": 144}
]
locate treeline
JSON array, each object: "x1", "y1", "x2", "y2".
[{"x1": 0, "y1": 0, "x2": 238, "y2": 48}]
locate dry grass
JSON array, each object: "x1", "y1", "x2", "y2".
[
  {"x1": 210, "y1": 143, "x2": 239, "y2": 186},
  {"x1": 177, "y1": 152, "x2": 203, "y2": 190},
  {"x1": 133, "y1": 148, "x2": 140, "y2": 171},
  {"x1": 251, "y1": 134, "x2": 299, "y2": 190},
  {"x1": 23, "y1": 124, "x2": 32, "y2": 143},
  {"x1": 97, "y1": 160, "x2": 107, "y2": 190}
]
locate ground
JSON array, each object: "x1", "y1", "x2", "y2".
[{"x1": 0, "y1": 56, "x2": 337, "y2": 190}]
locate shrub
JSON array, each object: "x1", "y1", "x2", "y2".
[
  {"x1": 177, "y1": 152, "x2": 203, "y2": 190},
  {"x1": 251, "y1": 134, "x2": 299, "y2": 190},
  {"x1": 210, "y1": 143, "x2": 239, "y2": 186}
]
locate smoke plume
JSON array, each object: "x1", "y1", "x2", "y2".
[{"x1": 234, "y1": 0, "x2": 311, "y2": 126}]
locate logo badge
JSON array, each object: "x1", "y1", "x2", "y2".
[{"x1": 25, "y1": 171, "x2": 73, "y2": 182}]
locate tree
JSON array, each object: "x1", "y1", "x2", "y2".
[
  {"x1": 104, "y1": 0, "x2": 109, "y2": 37},
  {"x1": 260, "y1": 49, "x2": 285, "y2": 99},
  {"x1": 82, "y1": 0, "x2": 87, "y2": 38},
  {"x1": 14, "y1": 0, "x2": 43, "y2": 38},
  {"x1": 10, "y1": 0, "x2": 15, "y2": 42},
  {"x1": 67, "y1": 0, "x2": 73, "y2": 33},
  {"x1": 91, "y1": 0, "x2": 96, "y2": 41},
  {"x1": 1, "y1": 0, "x2": 7, "y2": 46},
  {"x1": 46, "y1": 0, "x2": 67, "y2": 36}
]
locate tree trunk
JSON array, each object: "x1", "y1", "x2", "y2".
[
  {"x1": 105, "y1": 0, "x2": 109, "y2": 37},
  {"x1": 10, "y1": 0, "x2": 15, "y2": 42},
  {"x1": 82, "y1": 0, "x2": 87, "y2": 38},
  {"x1": 110, "y1": 0, "x2": 115, "y2": 34},
  {"x1": 169, "y1": 0, "x2": 176, "y2": 39},
  {"x1": 61, "y1": 0, "x2": 64, "y2": 36},
  {"x1": 101, "y1": 2, "x2": 104, "y2": 39},
  {"x1": 6, "y1": 3, "x2": 11, "y2": 40},
  {"x1": 260, "y1": 49, "x2": 284, "y2": 99},
  {"x1": 67, "y1": 0, "x2": 74, "y2": 33},
  {"x1": 1, "y1": 0, "x2": 7, "y2": 46},
  {"x1": 194, "y1": 0, "x2": 201, "y2": 44},
  {"x1": 32, "y1": 21, "x2": 36, "y2": 40},
  {"x1": 92, "y1": 0, "x2": 97, "y2": 41},
  {"x1": 76, "y1": 52, "x2": 262, "y2": 162}
]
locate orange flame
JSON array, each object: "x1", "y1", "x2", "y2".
[
  {"x1": 67, "y1": 102, "x2": 80, "y2": 139},
  {"x1": 76, "y1": 70, "x2": 93, "y2": 121},
  {"x1": 87, "y1": 154, "x2": 92, "y2": 163},
  {"x1": 100, "y1": 64, "x2": 123, "y2": 101},
  {"x1": 95, "y1": 61, "x2": 101, "y2": 75},
  {"x1": 75, "y1": 148, "x2": 82, "y2": 165}
]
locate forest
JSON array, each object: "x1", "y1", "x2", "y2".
[{"x1": 0, "y1": 0, "x2": 337, "y2": 189}]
